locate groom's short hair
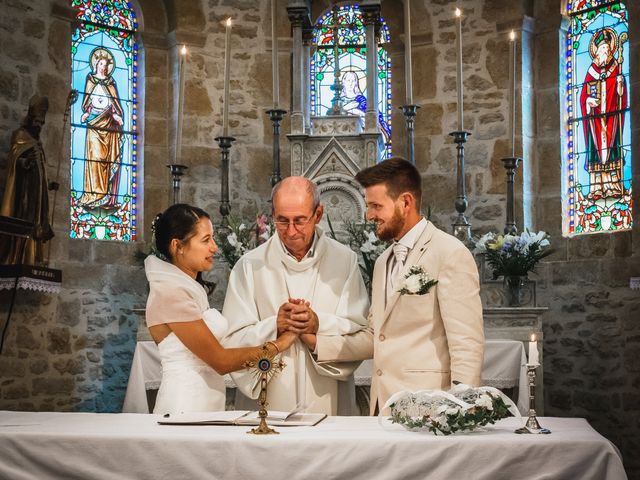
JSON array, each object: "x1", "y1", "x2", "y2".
[{"x1": 355, "y1": 157, "x2": 422, "y2": 207}]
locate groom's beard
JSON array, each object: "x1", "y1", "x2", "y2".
[{"x1": 375, "y1": 205, "x2": 405, "y2": 242}]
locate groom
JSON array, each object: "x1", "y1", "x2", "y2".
[{"x1": 315, "y1": 158, "x2": 485, "y2": 414}]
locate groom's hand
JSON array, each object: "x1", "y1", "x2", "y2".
[{"x1": 300, "y1": 334, "x2": 317, "y2": 352}]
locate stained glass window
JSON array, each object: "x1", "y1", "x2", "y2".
[
  {"x1": 565, "y1": 0, "x2": 631, "y2": 235},
  {"x1": 70, "y1": 0, "x2": 138, "y2": 241},
  {"x1": 311, "y1": 4, "x2": 392, "y2": 159}
]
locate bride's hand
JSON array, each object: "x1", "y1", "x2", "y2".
[{"x1": 274, "y1": 331, "x2": 298, "y2": 352}]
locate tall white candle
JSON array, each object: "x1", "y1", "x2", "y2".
[
  {"x1": 528, "y1": 334, "x2": 540, "y2": 365},
  {"x1": 272, "y1": 0, "x2": 279, "y2": 108},
  {"x1": 176, "y1": 45, "x2": 187, "y2": 164},
  {"x1": 404, "y1": 0, "x2": 413, "y2": 105},
  {"x1": 455, "y1": 8, "x2": 464, "y2": 131},
  {"x1": 223, "y1": 18, "x2": 232, "y2": 136},
  {"x1": 509, "y1": 30, "x2": 516, "y2": 157}
]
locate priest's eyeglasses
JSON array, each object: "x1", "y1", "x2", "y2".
[{"x1": 273, "y1": 215, "x2": 315, "y2": 231}]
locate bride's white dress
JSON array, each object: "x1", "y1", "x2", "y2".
[
  {"x1": 153, "y1": 310, "x2": 229, "y2": 415},
  {"x1": 144, "y1": 255, "x2": 229, "y2": 415}
]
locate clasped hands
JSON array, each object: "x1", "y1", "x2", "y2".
[{"x1": 276, "y1": 298, "x2": 318, "y2": 350}]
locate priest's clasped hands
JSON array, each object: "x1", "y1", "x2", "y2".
[{"x1": 276, "y1": 298, "x2": 319, "y2": 350}]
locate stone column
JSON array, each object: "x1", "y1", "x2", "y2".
[
  {"x1": 361, "y1": 5, "x2": 380, "y2": 134},
  {"x1": 531, "y1": 6, "x2": 564, "y2": 238},
  {"x1": 287, "y1": 6, "x2": 309, "y2": 134},
  {"x1": 519, "y1": 16, "x2": 535, "y2": 229}
]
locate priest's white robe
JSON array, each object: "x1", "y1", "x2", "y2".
[{"x1": 222, "y1": 228, "x2": 370, "y2": 415}]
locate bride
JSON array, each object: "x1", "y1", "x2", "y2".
[{"x1": 145, "y1": 203, "x2": 297, "y2": 414}]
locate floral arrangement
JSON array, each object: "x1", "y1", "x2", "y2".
[
  {"x1": 326, "y1": 217, "x2": 390, "y2": 291},
  {"x1": 386, "y1": 385, "x2": 518, "y2": 435},
  {"x1": 397, "y1": 266, "x2": 438, "y2": 295},
  {"x1": 215, "y1": 214, "x2": 272, "y2": 269},
  {"x1": 473, "y1": 229, "x2": 552, "y2": 279}
]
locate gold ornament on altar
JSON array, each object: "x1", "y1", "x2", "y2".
[{"x1": 243, "y1": 342, "x2": 285, "y2": 435}]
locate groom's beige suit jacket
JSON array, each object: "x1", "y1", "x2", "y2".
[{"x1": 317, "y1": 220, "x2": 484, "y2": 414}]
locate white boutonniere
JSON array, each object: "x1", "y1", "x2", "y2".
[{"x1": 398, "y1": 266, "x2": 438, "y2": 295}]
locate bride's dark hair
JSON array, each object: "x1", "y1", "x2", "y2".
[{"x1": 152, "y1": 203, "x2": 215, "y2": 294}]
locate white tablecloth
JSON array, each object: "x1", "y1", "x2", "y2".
[
  {"x1": 123, "y1": 339, "x2": 529, "y2": 415},
  {"x1": 0, "y1": 412, "x2": 626, "y2": 480}
]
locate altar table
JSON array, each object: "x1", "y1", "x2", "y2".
[
  {"x1": 0, "y1": 412, "x2": 626, "y2": 479},
  {"x1": 123, "y1": 339, "x2": 529, "y2": 415}
]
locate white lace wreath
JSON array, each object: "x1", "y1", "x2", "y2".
[{"x1": 384, "y1": 384, "x2": 520, "y2": 435}]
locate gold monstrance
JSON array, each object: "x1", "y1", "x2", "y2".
[{"x1": 243, "y1": 344, "x2": 285, "y2": 435}]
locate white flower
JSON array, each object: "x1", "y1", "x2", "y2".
[
  {"x1": 436, "y1": 404, "x2": 449, "y2": 415},
  {"x1": 473, "y1": 232, "x2": 495, "y2": 254},
  {"x1": 403, "y1": 274, "x2": 422, "y2": 293},
  {"x1": 530, "y1": 230, "x2": 550, "y2": 247},
  {"x1": 366, "y1": 230, "x2": 378, "y2": 243},
  {"x1": 360, "y1": 231, "x2": 381, "y2": 254},
  {"x1": 360, "y1": 240, "x2": 376, "y2": 254},
  {"x1": 475, "y1": 394, "x2": 493, "y2": 410},
  {"x1": 227, "y1": 233, "x2": 238, "y2": 247},
  {"x1": 503, "y1": 234, "x2": 517, "y2": 248},
  {"x1": 398, "y1": 266, "x2": 437, "y2": 295},
  {"x1": 238, "y1": 224, "x2": 247, "y2": 231}
]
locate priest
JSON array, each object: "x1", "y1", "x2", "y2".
[{"x1": 222, "y1": 177, "x2": 370, "y2": 415}]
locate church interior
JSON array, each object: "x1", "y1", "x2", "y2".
[{"x1": 0, "y1": 0, "x2": 638, "y2": 478}]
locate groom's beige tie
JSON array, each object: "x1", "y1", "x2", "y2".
[{"x1": 387, "y1": 243, "x2": 408, "y2": 302}]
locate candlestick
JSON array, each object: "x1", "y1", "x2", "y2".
[
  {"x1": 328, "y1": 4, "x2": 345, "y2": 116},
  {"x1": 528, "y1": 334, "x2": 540, "y2": 366},
  {"x1": 515, "y1": 364, "x2": 551, "y2": 434},
  {"x1": 455, "y1": 8, "x2": 464, "y2": 131},
  {"x1": 272, "y1": 0, "x2": 279, "y2": 108},
  {"x1": 267, "y1": 108, "x2": 287, "y2": 187},
  {"x1": 449, "y1": 130, "x2": 472, "y2": 244},
  {"x1": 176, "y1": 45, "x2": 187, "y2": 164},
  {"x1": 400, "y1": 104, "x2": 419, "y2": 164},
  {"x1": 501, "y1": 156, "x2": 520, "y2": 234},
  {"x1": 404, "y1": 0, "x2": 413, "y2": 105},
  {"x1": 509, "y1": 30, "x2": 516, "y2": 157},
  {"x1": 222, "y1": 18, "x2": 232, "y2": 137},
  {"x1": 215, "y1": 135, "x2": 236, "y2": 229},
  {"x1": 166, "y1": 164, "x2": 188, "y2": 205}
]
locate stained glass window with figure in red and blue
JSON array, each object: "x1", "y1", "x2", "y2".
[{"x1": 565, "y1": 0, "x2": 631, "y2": 235}]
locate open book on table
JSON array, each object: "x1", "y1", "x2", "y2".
[{"x1": 157, "y1": 410, "x2": 327, "y2": 427}]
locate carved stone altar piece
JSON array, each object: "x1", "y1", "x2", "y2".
[{"x1": 289, "y1": 114, "x2": 380, "y2": 231}]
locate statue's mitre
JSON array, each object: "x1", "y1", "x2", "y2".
[{"x1": 28, "y1": 95, "x2": 49, "y2": 116}]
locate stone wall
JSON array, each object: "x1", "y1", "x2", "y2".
[{"x1": 0, "y1": 0, "x2": 637, "y2": 477}]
